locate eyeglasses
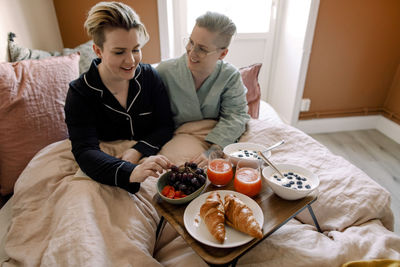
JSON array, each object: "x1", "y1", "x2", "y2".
[{"x1": 183, "y1": 37, "x2": 220, "y2": 58}]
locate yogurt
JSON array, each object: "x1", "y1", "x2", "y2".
[
  {"x1": 230, "y1": 149, "x2": 261, "y2": 160},
  {"x1": 271, "y1": 171, "x2": 312, "y2": 190}
]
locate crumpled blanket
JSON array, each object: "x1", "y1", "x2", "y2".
[{"x1": 2, "y1": 115, "x2": 400, "y2": 267}]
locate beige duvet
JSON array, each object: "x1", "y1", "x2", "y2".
[{"x1": 1, "y1": 113, "x2": 400, "y2": 266}]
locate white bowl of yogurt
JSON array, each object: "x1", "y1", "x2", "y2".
[
  {"x1": 223, "y1": 142, "x2": 270, "y2": 166},
  {"x1": 262, "y1": 164, "x2": 319, "y2": 200}
]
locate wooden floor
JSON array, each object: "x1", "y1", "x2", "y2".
[{"x1": 310, "y1": 129, "x2": 400, "y2": 235}]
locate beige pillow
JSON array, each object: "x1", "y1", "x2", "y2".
[{"x1": 0, "y1": 53, "x2": 80, "y2": 195}]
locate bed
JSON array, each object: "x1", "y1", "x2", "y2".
[{"x1": 0, "y1": 52, "x2": 399, "y2": 267}]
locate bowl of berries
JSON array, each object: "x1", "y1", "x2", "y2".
[
  {"x1": 157, "y1": 162, "x2": 207, "y2": 204},
  {"x1": 262, "y1": 164, "x2": 319, "y2": 200}
]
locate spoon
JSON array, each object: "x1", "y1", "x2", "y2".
[
  {"x1": 263, "y1": 140, "x2": 285, "y2": 153},
  {"x1": 257, "y1": 151, "x2": 285, "y2": 178}
]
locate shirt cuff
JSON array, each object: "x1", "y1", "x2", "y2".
[{"x1": 116, "y1": 161, "x2": 141, "y2": 193}]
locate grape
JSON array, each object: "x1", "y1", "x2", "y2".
[
  {"x1": 189, "y1": 162, "x2": 197, "y2": 169},
  {"x1": 192, "y1": 178, "x2": 201, "y2": 187},
  {"x1": 179, "y1": 184, "x2": 187, "y2": 192},
  {"x1": 166, "y1": 162, "x2": 207, "y2": 197},
  {"x1": 171, "y1": 165, "x2": 178, "y2": 172},
  {"x1": 198, "y1": 174, "x2": 206, "y2": 185}
]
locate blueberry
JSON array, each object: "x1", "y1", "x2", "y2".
[
  {"x1": 273, "y1": 175, "x2": 278, "y2": 178},
  {"x1": 305, "y1": 185, "x2": 311, "y2": 189},
  {"x1": 284, "y1": 173, "x2": 288, "y2": 177},
  {"x1": 302, "y1": 178, "x2": 307, "y2": 181},
  {"x1": 287, "y1": 176, "x2": 293, "y2": 180},
  {"x1": 284, "y1": 184, "x2": 291, "y2": 187},
  {"x1": 238, "y1": 155, "x2": 243, "y2": 157},
  {"x1": 288, "y1": 172, "x2": 294, "y2": 175},
  {"x1": 298, "y1": 185, "x2": 303, "y2": 189},
  {"x1": 296, "y1": 177, "x2": 302, "y2": 180},
  {"x1": 289, "y1": 181, "x2": 295, "y2": 184},
  {"x1": 296, "y1": 181, "x2": 303, "y2": 185},
  {"x1": 277, "y1": 178, "x2": 281, "y2": 181}
]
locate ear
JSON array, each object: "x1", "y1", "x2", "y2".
[
  {"x1": 92, "y1": 43, "x2": 102, "y2": 58},
  {"x1": 218, "y1": 48, "x2": 228, "y2": 60}
]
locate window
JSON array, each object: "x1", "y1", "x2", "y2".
[{"x1": 186, "y1": 0, "x2": 272, "y2": 34}]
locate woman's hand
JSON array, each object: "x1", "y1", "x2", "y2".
[
  {"x1": 119, "y1": 148, "x2": 142, "y2": 164},
  {"x1": 129, "y1": 155, "x2": 172, "y2": 183},
  {"x1": 190, "y1": 144, "x2": 223, "y2": 168},
  {"x1": 190, "y1": 153, "x2": 208, "y2": 168}
]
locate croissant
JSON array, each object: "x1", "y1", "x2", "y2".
[
  {"x1": 200, "y1": 192, "x2": 226, "y2": 243},
  {"x1": 224, "y1": 194, "x2": 263, "y2": 239}
]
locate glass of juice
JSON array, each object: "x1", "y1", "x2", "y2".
[
  {"x1": 207, "y1": 151, "x2": 233, "y2": 187},
  {"x1": 234, "y1": 159, "x2": 262, "y2": 197}
]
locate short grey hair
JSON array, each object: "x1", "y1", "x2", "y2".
[{"x1": 195, "y1": 11, "x2": 236, "y2": 49}]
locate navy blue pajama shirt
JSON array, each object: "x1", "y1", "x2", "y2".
[{"x1": 65, "y1": 58, "x2": 174, "y2": 193}]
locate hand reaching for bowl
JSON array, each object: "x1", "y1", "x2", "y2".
[
  {"x1": 130, "y1": 155, "x2": 172, "y2": 183},
  {"x1": 191, "y1": 144, "x2": 224, "y2": 168},
  {"x1": 190, "y1": 153, "x2": 208, "y2": 168}
]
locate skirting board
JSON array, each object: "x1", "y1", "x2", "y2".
[{"x1": 296, "y1": 115, "x2": 400, "y2": 144}]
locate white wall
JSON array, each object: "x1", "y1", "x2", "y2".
[
  {"x1": 266, "y1": 0, "x2": 319, "y2": 125},
  {"x1": 224, "y1": 37, "x2": 270, "y2": 99},
  {"x1": 0, "y1": 0, "x2": 63, "y2": 62}
]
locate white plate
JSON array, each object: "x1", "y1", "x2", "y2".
[{"x1": 183, "y1": 190, "x2": 264, "y2": 248}]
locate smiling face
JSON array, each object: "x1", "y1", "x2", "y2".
[
  {"x1": 186, "y1": 26, "x2": 228, "y2": 75},
  {"x1": 94, "y1": 27, "x2": 142, "y2": 84}
]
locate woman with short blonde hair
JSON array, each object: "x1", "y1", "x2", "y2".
[
  {"x1": 84, "y1": 1, "x2": 149, "y2": 48},
  {"x1": 65, "y1": 1, "x2": 174, "y2": 193}
]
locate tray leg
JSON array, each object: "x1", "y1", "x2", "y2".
[
  {"x1": 209, "y1": 258, "x2": 238, "y2": 267},
  {"x1": 307, "y1": 204, "x2": 322, "y2": 233}
]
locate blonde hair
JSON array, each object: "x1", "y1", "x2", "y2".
[
  {"x1": 84, "y1": 1, "x2": 149, "y2": 48},
  {"x1": 195, "y1": 11, "x2": 236, "y2": 49}
]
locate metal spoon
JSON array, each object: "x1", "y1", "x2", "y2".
[
  {"x1": 263, "y1": 140, "x2": 285, "y2": 154},
  {"x1": 257, "y1": 151, "x2": 285, "y2": 178}
]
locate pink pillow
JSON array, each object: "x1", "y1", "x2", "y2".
[
  {"x1": 240, "y1": 63, "x2": 262, "y2": 119},
  {"x1": 0, "y1": 53, "x2": 80, "y2": 195}
]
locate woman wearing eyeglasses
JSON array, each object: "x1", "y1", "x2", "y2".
[{"x1": 156, "y1": 11, "x2": 251, "y2": 167}]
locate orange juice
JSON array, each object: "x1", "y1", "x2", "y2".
[
  {"x1": 207, "y1": 159, "x2": 233, "y2": 186},
  {"x1": 234, "y1": 167, "x2": 261, "y2": 197}
]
